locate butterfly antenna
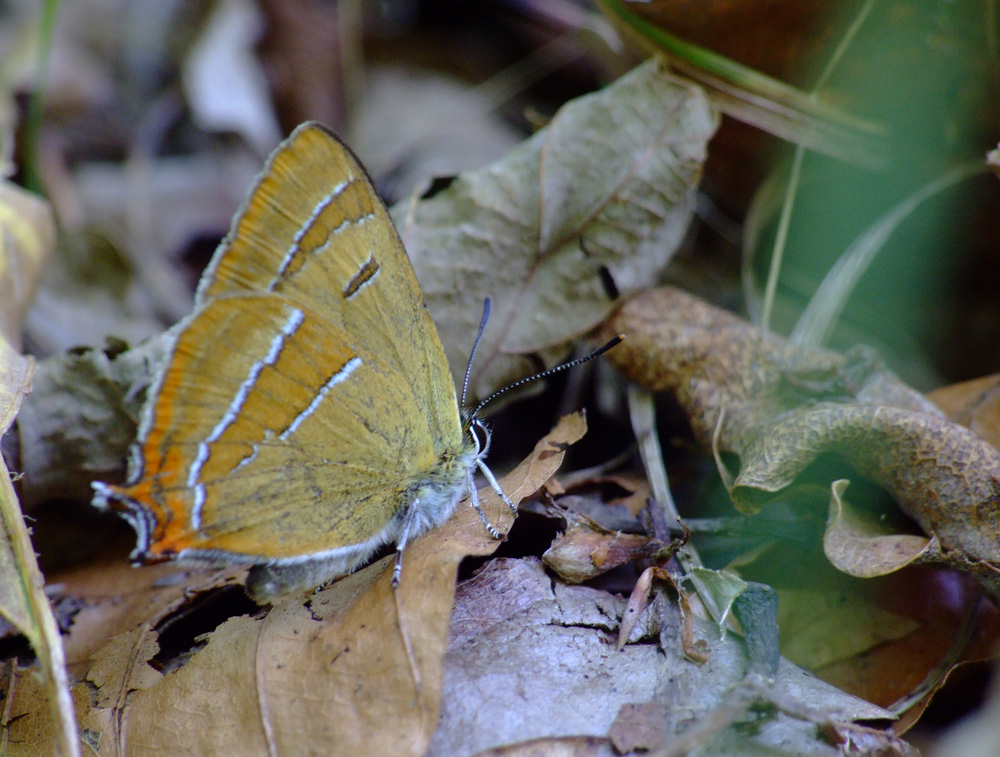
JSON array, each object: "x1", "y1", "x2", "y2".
[
  {"x1": 461, "y1": 298, "x2": 492, "y2": 408},
  {"x1": 471, "y1": 333, "x2": 624, "y2": 418}
]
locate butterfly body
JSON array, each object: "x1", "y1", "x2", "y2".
[{"x1": 93, "y1": 122, "x2": 497, "y2": 600}]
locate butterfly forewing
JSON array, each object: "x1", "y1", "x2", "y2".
[{"x1": 198, "y1": 123, "x2": 461, "y2": 449}]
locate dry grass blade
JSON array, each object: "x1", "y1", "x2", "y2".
[{"x1": 596, "y1": 0, "x2": 885, "y2": 167}]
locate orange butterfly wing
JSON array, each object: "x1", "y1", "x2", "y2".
[{"x1": 95, "y1": 124, "x2": 470, "y2": 573}]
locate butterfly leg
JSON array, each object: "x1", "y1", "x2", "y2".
[
  {"x1": 393, "y1": 498, "x2": 424, "y2": 587},
  {"x1": 466, "y1": 467, "x2": 502, "y2": 539},
  {"x1": 468, "y1": 419, "x2": 516, "y2": 516},
  {"x1": 477, "y1": 459, "x2": 518, "y2": 515}
]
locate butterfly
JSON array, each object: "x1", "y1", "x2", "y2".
[{"x1": 92, "y1": 122, "x2": 516, "y2": 601}]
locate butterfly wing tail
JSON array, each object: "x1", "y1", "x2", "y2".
[{"x1": 91, "y1": 481, "x2": 163, "y2": 562}]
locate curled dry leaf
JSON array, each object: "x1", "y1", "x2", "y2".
[
  {"x1": 15, "y1": 339, "x2": 164, "y2": 509},
  {"x1": 600, "y1": 286, "x2": 1000, "y2": 593},
  {"x1": 824, "y1": 479, "x2": 937, "y2": 577},
  {"x1": 14, "y1": 415, "x2": 582, "y2": 755},
  {"x1": 617, "y1": 563, "x2": 657, "y2": 652},
  {"x1": 397, "y1": 58, "x2": 718, "y2": 400},
  {"x1": 543, "y1": 509, "x2": 661, "y2": 584}
]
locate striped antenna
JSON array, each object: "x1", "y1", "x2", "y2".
[
  {"x1": 461, "y1": 298, "x2": 492, "y2": 409},
  {"x1": 471, "y1": 333, "x2": 624, "y2": 418}
]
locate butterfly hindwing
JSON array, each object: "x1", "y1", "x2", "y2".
[{"x1": 116, "y1": 293, "x2": 445, "y2": 561}]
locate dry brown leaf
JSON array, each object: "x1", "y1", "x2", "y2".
[
  {"x1": 30, "y1": 415, "x2": 582, "y2": 755},
  {"x1": 928, "y1": 372, "x2": 1000, "y2": 452},
  {"x1": 557, "y1": 472, "x2": 651, "y2": 517},
  {"x1": 397, "y1": 59, "x2": 718, "y2": 401},
  {"x1": 542, "y1": 510, "x2": 660, "y2": 584},
  {"x1": 0, "y1": 663, "x2": 92, "y2": 753},
  {"x1": 84, "y1": 626, "x2": 163, "y2": 754},
  {"x1": 609, "y1": 702, "x2": 669, "y2": 753},
  {"x1": 429, "y1": 557, "x2": 891, "y2": 756},
  {"x1": 813, "y1": 569, "x2": 1000, "y2": 713},
  {"x1": 776, "y1": 587, "x2": 921, "y2": 670},
  {"x1": 6, "y1": 558, "x2": 246, "y2": 754},
  {"x1": 591, "y1": 473, "x2": 651, "y2": 516},
  {"x1": 617, "y1": 563, "x2": 656, "y2": 652},
  {"x1": 56, "y1": 551, "x2": 244, "y2": 675},
  {"x1": 85, "y1": 627, "x2": 162, "y2": 710},
  {"x1": 616, "y1": 566, "x2": 707, "y2": 662},
  {"x1": 15, "y1": 339, "x2": 163, "y2": 509},
  {"x1": 824, "y1": 479, "x2": 936, "y2": 577},
  {"x1": 119, "y1": 612, "x2": 271, "y2": 752},
  {"x1": 601, "y1": 286, "x2": 1000, "y2": 593}
]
